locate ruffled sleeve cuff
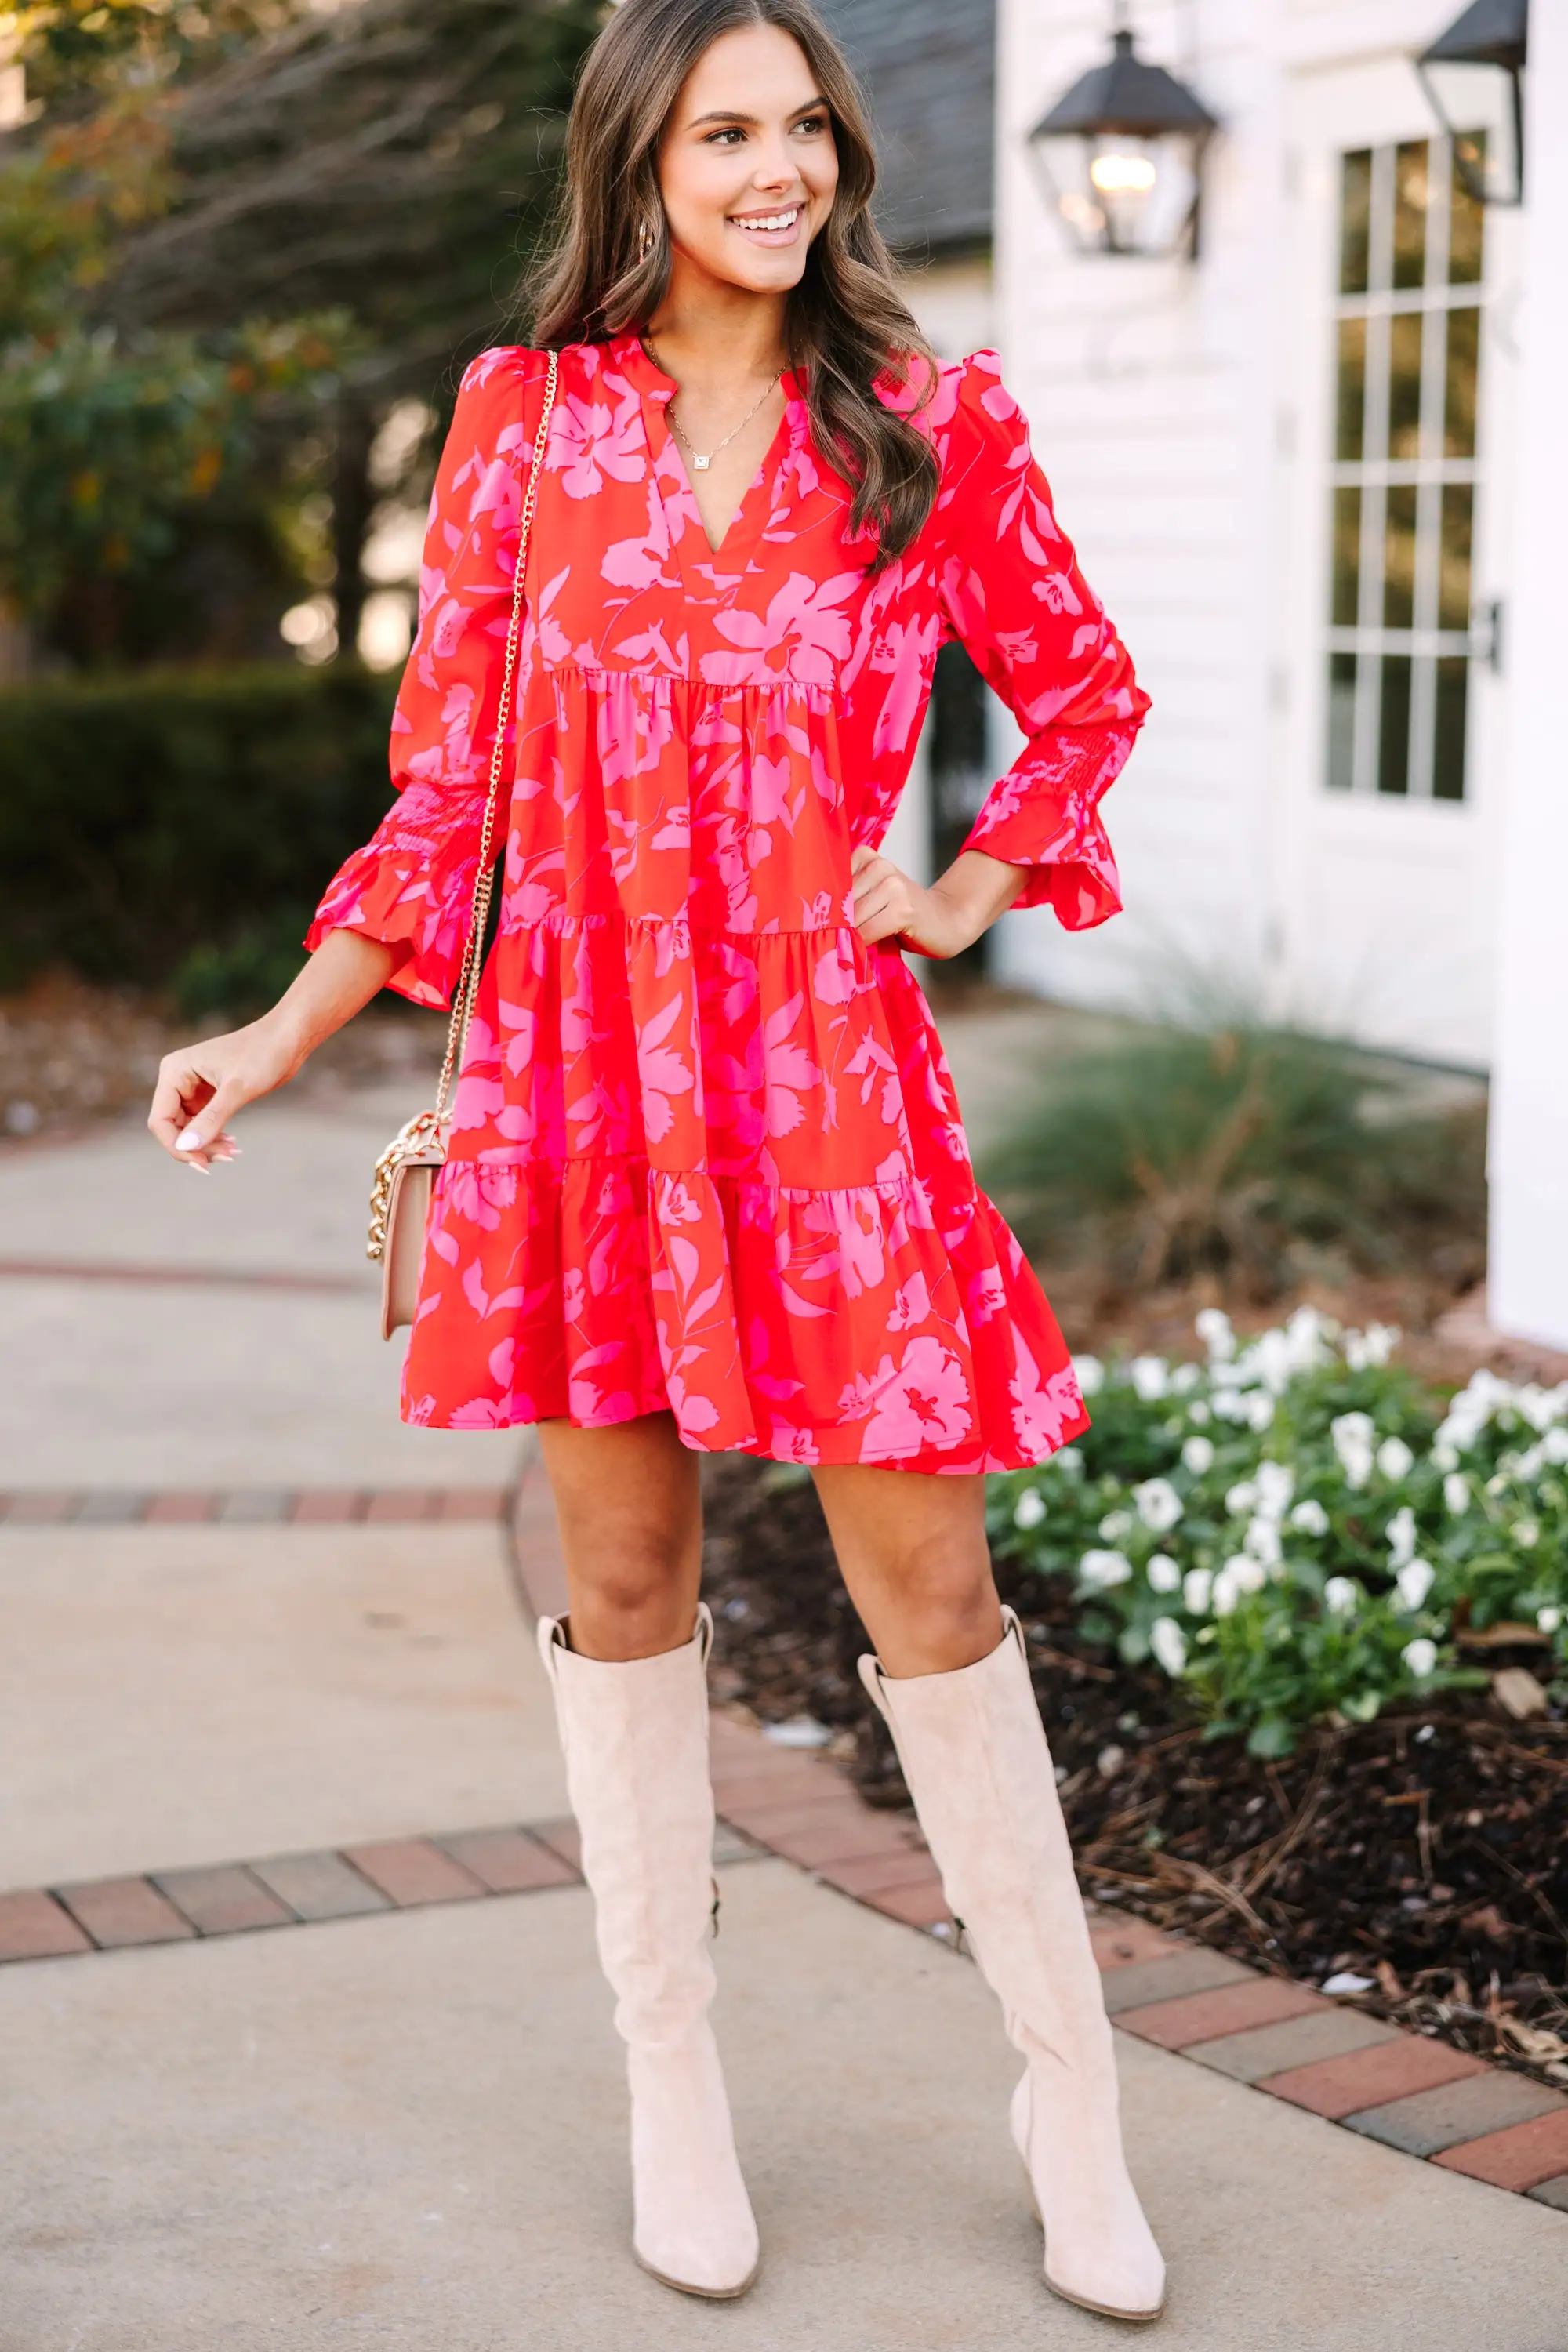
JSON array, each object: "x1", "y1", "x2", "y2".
[
  {"x1": 304, "y1": 779, "x2": 488, "y2": 1008},
  {"x1": 958, "y1": 722, "x2": 1138, "y2": 931}
]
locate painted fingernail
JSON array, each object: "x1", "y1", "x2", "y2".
[{"x1": 176, "y1": 1130, "x2": 205, "y2": 1152}]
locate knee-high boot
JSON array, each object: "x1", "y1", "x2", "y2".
[
  {"x1": 537, "y1": 1603, "x2": 760, "y2": 2299},
  {"x1": 859, "y1": 1607, "x2": 1165, "y2": 2323}
]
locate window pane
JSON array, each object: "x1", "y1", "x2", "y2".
[
  {"x1": 1335, "y1": 318, "x2": 1367, "y2": 461},
  {"x1": 1444, "y1": 306, "x2": 1480, "y2": 457},
  {"x1": 1377, "y1": 654, "x2": 1413, "y2": 796},
  {"x1": 1388, "y1": 312, "x2": 1424, "y2": 458},
  {"x1": 1392, "y1": 140, "x2": 1430, "y2": 290},
  {"x1": 1328, "y1": 653, "x2": 1357, "y2": 791},
  {"x1": 1449, "y1": 136, "x2": 1486, "y2": 285},
  {"x1": 1340, "y1": 150, "x2": 1373, "y2": 295},
  {"x1": 1383, "y1": 485, "x2": 1417, "y2": 628},
  {"x1": 1433, "y1": 657, "x2": 1468, "y2": 800},
  {"x1": 1332, "y1": 486, "x2": 1362, "y2": 625},
  {"x1": 1439, "y1": 484, "x2": 1474, "y2": 632}
]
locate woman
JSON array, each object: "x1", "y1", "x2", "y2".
[{"x1": 147, "y1": 0, "x2": 1163, "y2": 2322}]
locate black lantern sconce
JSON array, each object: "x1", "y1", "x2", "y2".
[
  {"x1": 1025, "y1": 7, "x2": 1218, "y2": 261},
  {"x1": 1415, "y1": 0, "x2": 1527, "y2": 207}
]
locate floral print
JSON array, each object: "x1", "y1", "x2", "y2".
[{"x1": 309, "y1": 335, "x2": 1148, "y2": 1468}]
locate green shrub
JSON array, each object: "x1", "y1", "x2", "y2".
[
  {"x1": 988, "y1": 1312, "x2": 1568, "y2": 1757},
  {"x1": 0, "y1": 664, "x2": 398, "y2": 993},
  {"x1": 978, "y1": 1022, "x2": 1486, "y2": 1293}
]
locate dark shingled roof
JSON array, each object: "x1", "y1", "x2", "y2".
[{"x1": 815, "y1": 0, "x2": 995, "y2": 256}]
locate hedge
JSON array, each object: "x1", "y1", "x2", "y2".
[{"x1": 0, "y1": 663, "x2": 400, "y2": 997}]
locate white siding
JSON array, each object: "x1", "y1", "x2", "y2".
[{"x1": 991, "y1": 0, "x2": 1513, "y2": 1066}]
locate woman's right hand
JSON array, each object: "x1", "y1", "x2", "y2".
[
  {"x1": 147, "y1": 927, "x2": 405, "y2": 1172},
  {"x1": 147, "y1": 1014, "x2": 300, "y2": 1173}
]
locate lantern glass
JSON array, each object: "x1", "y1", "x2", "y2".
[
  {"x1": 1030, "y1": 128, "x2": 1203, "y2": 257},
  {"x1": 1417, "y1": 60, "x2": 1522, "y2": 205}
]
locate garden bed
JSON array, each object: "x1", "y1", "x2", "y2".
[{"x1": 698, "y1": 1317, "x2": 1568, "y2": 2092}]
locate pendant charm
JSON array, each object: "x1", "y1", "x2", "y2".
[{"x1": 692, "y1": 453, "x2": 712, "y2": 470}]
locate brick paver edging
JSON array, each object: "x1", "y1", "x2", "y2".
[
  {"x1": 0, "y1": 1817, "x2": 769, "y2": 1969},
  {"x1": 0, "y1": 1486, "x2": 512, "y2": 1526},
  {"x1": 501, "y1": 1454, "x2": 1568, "y2": 2214}
]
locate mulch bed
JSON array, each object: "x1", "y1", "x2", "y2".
[
  {"x1": 0, "y1": 974, "x2": 445, "y2": 1147},
  {"x1": 699, "y1": 1453, "x2": 1568, "y2": 2091}
]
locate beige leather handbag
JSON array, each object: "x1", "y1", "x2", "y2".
[{"x1": 367, "y1": 348, "x2": 558, "y2": 1340}]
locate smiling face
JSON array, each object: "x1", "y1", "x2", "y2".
[{"x1": 656, "y1": 21, "x2": 839, "y2": 296}]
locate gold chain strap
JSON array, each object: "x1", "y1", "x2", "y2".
[
  {"x1": 366, "y1": 347, "x2": 557, "y2": 1265},
  {"x1": 434, "y1": 343, "x2": 559, "y2": 1126}
]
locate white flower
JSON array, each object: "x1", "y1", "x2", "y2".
[
  {"x1": 1544, "y1": 1428, "x2": 1568, "y2": 1466},
  {"x1": 1443, "y1": 1472, "x2": 1471, "y2": 1515},
  {"x1": 1511, "y1": 1518, "x2": 1541, "y2": 1548},
  {"x1": 1345, "y1": 1323, "x2": 1399, "y2": 1370},
  {"x1": 1196, "y1": 1307, "x2": 1235, "y2": 1362},
  {"x1": 1150, "y1": 1617, "x2": 1188, "y2": 1677},
  {"x1": 1432, "y1": 1441, "x2": 1461, "y2": 1473},
  {"x1": 1079, "y1": 1548, "x2": 1133, "y2": 1589},
  {"x1": 1244, "y1": 1515, "x2": 1283, "y2": 1566},
  {"x1": 1134, "y1": 1477, "x2": 1184, "y2": 1534},
  {"x1": 1213, "y1": 1555, "x2": 1268, "y2": 1615},
  {"x1": 1225, "y1": 1479, "x2": 1259, "y2": 1519},
  {"x1": 1171, "y1": 1361, "x2": 1203, "y2": 1393},
  {"x1": 1401, "y1": 1636, "x2": 1438, "y2": 1679},
  {"x1": 1054, "y1": 1445, "x2": 1086, "y2": 1479},
  {"x1": 1323, "y1": 1576, "x2": 1360, "y2": 1616},
  {"x1": 1187, "y1": 1398, "x2": 1212, "y2": 1426},
  {"x1": 1255, "y1": 1461, "x2": 1295, "y2": 1519},
  {"x1": 1210, "y1": 1388, "x2": 1250, "y2": 1422},
  {"x1": 1290, "y1": 1499, "x2": 1330, "y2": 1537},
  {"x1": 1099, "y1": 1509, "x2": 1134, "y2": 1543},
  {"x1": 1181, "y1": 1434, "x2": 1216, "y2": 1475},
  {"x1": 1131, "y1": 1355, "x2": 1170, "y2": 1402},
  {"x1": 1385, "y1": 1505, "x2": 1418, "y2": 1568},
  {"x1": 1147, "y1": 1553, "x2": 1182, "y2": 1594},
  {"x1": 1330, "y1": 1412, "x2": 1375, "y2": 1488},
  {"x1": 1183, "y1": 1567, "x2": 1213, "y2": 1616},
  {"x1": 1244, "y1": 1392, "x2": 1278, "y2": 1432},
  {"x1": 1396, "y1": 1559, "x2": 1436, "y2": 1612},
  {"x1": 1012, "y1": 1487, "x2": 1047, "y2": 1530},
  {"x1": 1536, "y1": 1605, "x2": 1562, "y2": 1635},
  {"x1": 1377, "y1": 1436, "x2": 1415, "y2": 1482},
  {"x1": 1074, "y1": 1354, "x2": 1105, "y2": 1397}
]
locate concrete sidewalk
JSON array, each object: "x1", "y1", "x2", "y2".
[{"x1": 1, "y1": 1075, "x2": 1564, "y2": 2349}]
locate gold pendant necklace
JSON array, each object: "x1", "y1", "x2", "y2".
[{"x1": 644, "y1": 339, "x2": 782, "y2": 471}]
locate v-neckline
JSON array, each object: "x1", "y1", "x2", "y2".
[{"x1": 615, "y1": 334, "x2": 804, "y2": 589}]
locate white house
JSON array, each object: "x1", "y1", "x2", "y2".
[{"x1": 982, "y1": 0, "x2": 1565, "y2": 1350}]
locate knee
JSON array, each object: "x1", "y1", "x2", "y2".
[{"x1": 878, "y1": 1536, "x2": 1000, "y2": 1664}]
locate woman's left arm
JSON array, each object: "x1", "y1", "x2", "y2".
[{"x1": 854, "y1": 352, "x2": 1149, "y2": 960}]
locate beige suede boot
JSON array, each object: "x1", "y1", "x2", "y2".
[
  {"x1": 860, "y1": 1608, "x2": 1165, "y2": 2324},
  {"x1": 538, "y1": 1603, "x2": 759, "y2": 2300}
]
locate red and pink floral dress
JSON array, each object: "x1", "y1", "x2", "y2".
[{"x1": 309, "y1": 334, "x2": 1148, "y2": 1470}]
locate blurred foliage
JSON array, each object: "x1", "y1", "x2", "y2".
[
  {"x1": 978, "y1": 1021, "x2": 1486, "y2": 1299},
  {"x1": 0, "y1": 662, "x2": 397, "y2": 988},
  {"x1": 1, "y1": 93, "x2": 351, "y2": 659},
  {"x1": 4, "y1": 1, "x2": 305, "y2": 111},
  {"x1": 106, "y1": 0, "x2": 602, "y2": 396}
]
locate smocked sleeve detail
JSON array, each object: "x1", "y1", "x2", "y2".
[
  {"x1": 305, "y1": 345, "x2": 546, "y2": 1007},
  {"x1": 932, "y1": 350, "x2": 1149, "y2": 930}
]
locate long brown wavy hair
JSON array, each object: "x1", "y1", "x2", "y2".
[{"x1": 521, "y1": 0, "x2": 939, "y2": 564}]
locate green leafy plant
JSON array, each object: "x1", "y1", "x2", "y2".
[
  {"x1": 978, "y1": 1022, "x2": 1485, "y2": 1296},
  {"x1": 988, "y1": 1310, "x2": 1568, "y2": 1757}
]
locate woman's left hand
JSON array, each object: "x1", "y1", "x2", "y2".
[{"x1": 850, "y1": 844, "x2": 1026, "y2": 960}]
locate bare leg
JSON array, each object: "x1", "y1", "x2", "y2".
[
  {"x1": 811, "y1": 1461, "x2": 1003, "y2": 1675},
  {"x1": 537, "y1": 1410, "x2": 702, "y2": 1659}
]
